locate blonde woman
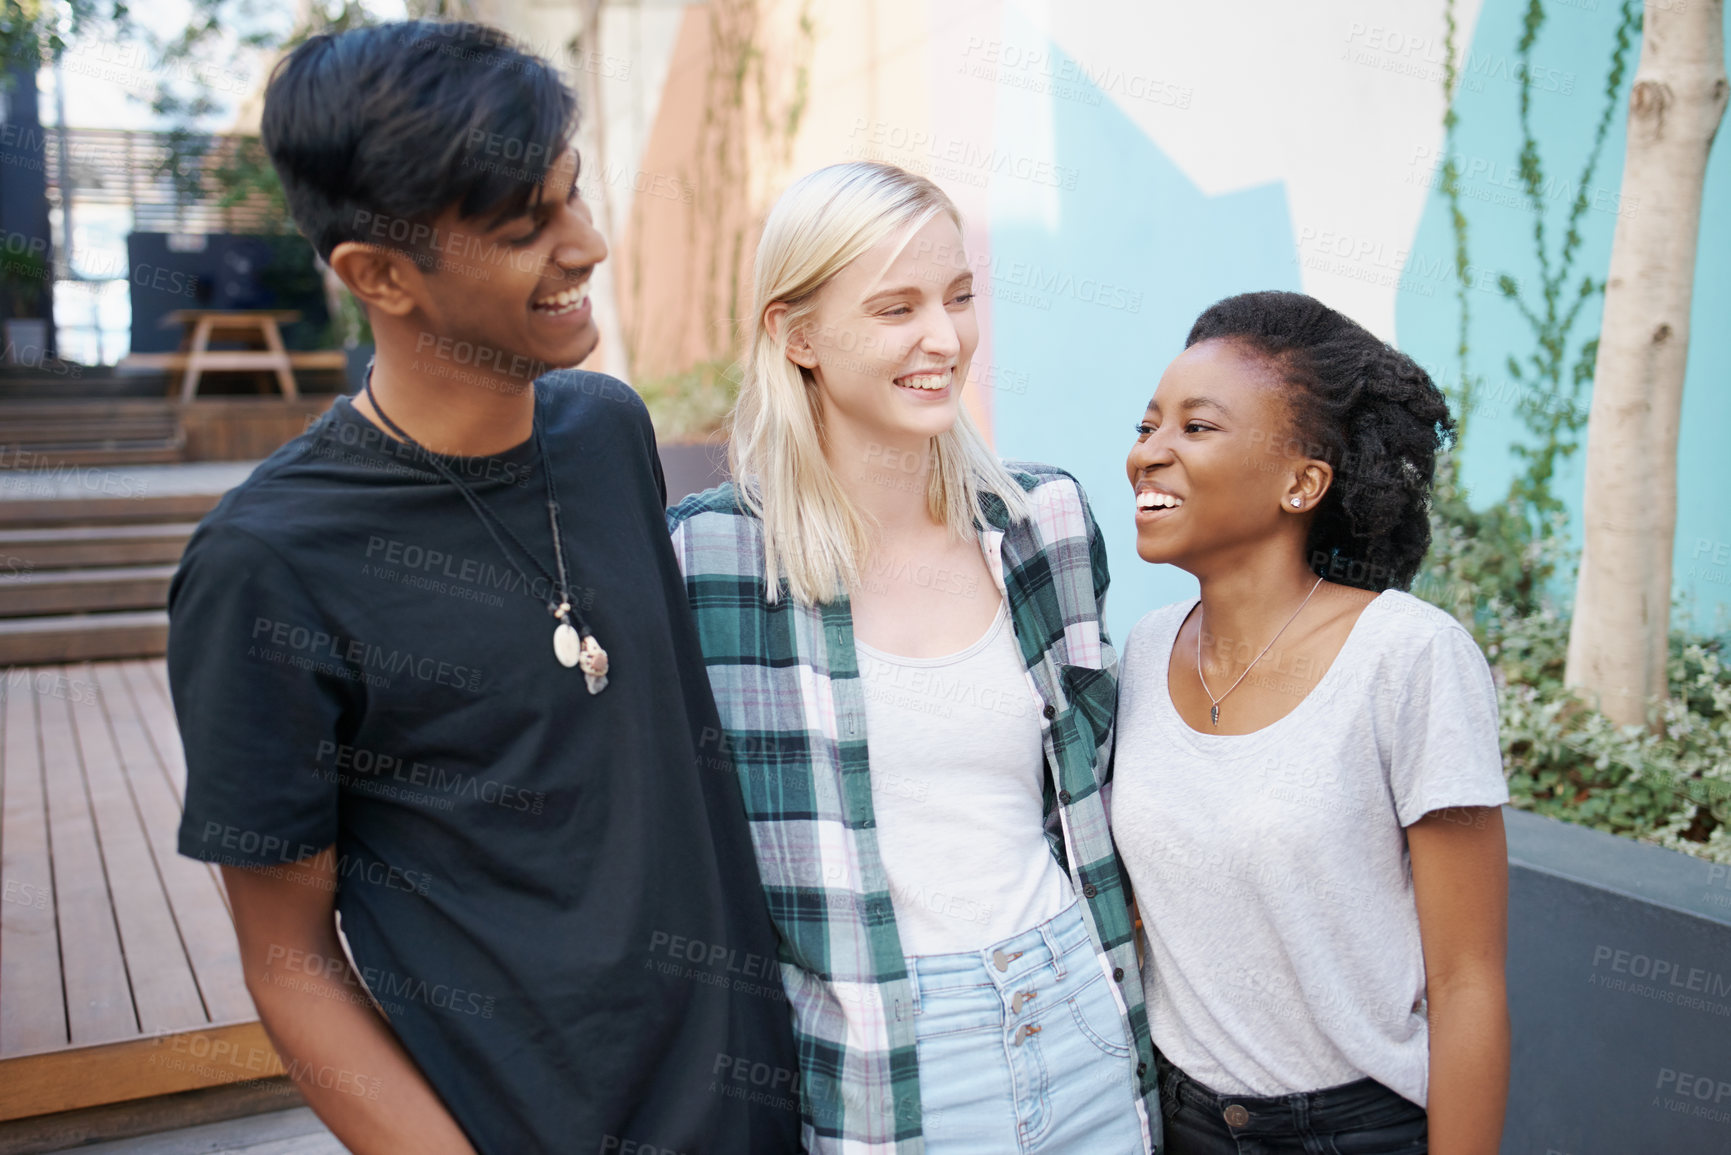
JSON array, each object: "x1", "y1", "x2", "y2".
[{"x1": 666, "y1": 162, "x2": 1155, "y2": 1153}]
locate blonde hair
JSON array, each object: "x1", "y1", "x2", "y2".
[{"x1": 728, "y1": 161, "x2": 1030, "y2": 606}]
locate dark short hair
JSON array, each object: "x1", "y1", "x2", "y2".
[
  {"x1": 1186, "y1": 290, "x2": 1454, "y2": 592},
  {"x1": 261, "y1": 21, "x2": 578, "y2": 268}
]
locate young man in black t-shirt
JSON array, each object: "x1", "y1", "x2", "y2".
[{"x1": 169, "y1": 22, "x2": 799, "y2": 1154}]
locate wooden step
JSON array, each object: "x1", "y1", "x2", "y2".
[
  {"x1": 0, "y1": 1021, "x2": 282, "y2": 1124},
  {"x1": 0, "y1": 374, "x2": 168, "y2": 402},
  {"x1": 2, "y1": 423, "x2": 182, "y2": 444},
  {"x1": 0, "y1": 524, "x2": 197, "y2": 570},
  {"x1": 0, "y1": 401, "x2": 187, "y2": 469},
  {"x1": 0, "y1": 610, "x2": 167, "y2": 664},
  {"x1": 0, "y1": 492, "x2": 222, "y2": 529},
  {"x1": 121, "y1": 351, "x2": 348, "y2": 371},
  {"x1": 0, "y1": 444, "x2": 185, "y2": 468},
  {"x1": 0, "y1": 400, "x2": 180, "y2": 420},
  {"x1": 0, "y1": 566, "x2": 175, "y2": 617}
]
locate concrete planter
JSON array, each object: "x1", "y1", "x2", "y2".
[
  {"x1": 1503, "y1": 808, "x2": 1731, "y2": 1153},
  {"x1": 658, "y1": 437, "x2": 729, "y2": 505}
]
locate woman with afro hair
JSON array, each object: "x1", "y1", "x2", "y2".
[{"x1": 1110, "y1": 291, "x2": 1510, "y2": 1154}]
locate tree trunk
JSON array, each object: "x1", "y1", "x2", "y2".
[{"x1": 1565, "y1": 0, "x2": 1728, "y2": 726}]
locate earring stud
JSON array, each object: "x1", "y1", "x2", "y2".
[{"x1": 1291, "y1": 497, "x2": 1302, "y2": 507}]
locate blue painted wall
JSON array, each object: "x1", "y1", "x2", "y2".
[
  {"x1": 1398, "y1": 0, "x2": 1731, "y2": 634},
  {"x1": 988, "y1": 28, "x2": 1301, "y2": 644},
  {"x1": 987, "y1": 1, "x2": 1731, "y2": 646}
]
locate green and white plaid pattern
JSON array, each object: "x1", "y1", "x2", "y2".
[{"x1": 668, "y1": 462, "x2": 1159, "y2": 1154}]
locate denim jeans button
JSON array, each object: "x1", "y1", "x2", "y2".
[{"x1": 1223, "y1": 1103, "x2": 1250, "y2": 1127}]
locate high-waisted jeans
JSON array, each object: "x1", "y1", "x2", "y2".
[
  {"x1": 1157, "y1": 1050, "x2": 1427, "y2": 1154},
  {"x1": 907, "y1": 901, "x2": 1148, "y2": 1153}
]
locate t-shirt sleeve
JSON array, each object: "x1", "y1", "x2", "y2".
[
  {"x1": 1388, "y1": 624, "x2": 1510, "y2": 826},
  {"x1": 170, "y1": 522, "x2": 351, "y2": 867}
]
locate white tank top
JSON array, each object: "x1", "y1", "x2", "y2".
[{"x1": 856, "y1": 601, "x2": 1073, "y2": 956}]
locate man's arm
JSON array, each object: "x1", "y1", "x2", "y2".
[
  {"x1": 224, "y1": 852, "x2": 476, "y2": 1155},
  {"x1": 1410, "y1": 806, "x2": 1510, "y2": 1155}
]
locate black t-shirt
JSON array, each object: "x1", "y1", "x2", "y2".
[{"x1": 171, "y1": 373, "x2": 799, "y2": 1155}]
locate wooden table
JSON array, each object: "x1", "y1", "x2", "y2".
[{"x1": 118, "y1": 310, "x2": 346, "y2": 402}]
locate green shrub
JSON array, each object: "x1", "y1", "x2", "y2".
[
  {"x1": 634, "y1": 359, "x2": 740, "y2": 443},
  {"x1": 1417, "y1": 467, "x2": 1731, "y2": 863},
  {"x1": 1491, "y1": 607, "x2": 1731, "y2": 863}
]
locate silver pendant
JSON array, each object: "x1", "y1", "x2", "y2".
[
  {"x1": 553, "y1": 621, "x2": 581, "y2": 668},
  {"x1": 1210, "y1": 704, "x2": 1220, "y2": 726}
]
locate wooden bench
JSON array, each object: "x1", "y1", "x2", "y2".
[{"x1": 117, "y1": 311, "x2": 348, "y2": 402}]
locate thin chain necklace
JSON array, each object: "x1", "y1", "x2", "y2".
[
  {"x1": 362, "y1": 372, "x2": 609, "y2": 693},
  {"x1": 1195, "y1": 574, "x2": 1323, "y2": 726}
]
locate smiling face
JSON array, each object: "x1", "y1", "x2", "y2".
[
  {"x1": 411, "y1": 146, "x2": 608, "y2": 377},
  {"x1": 1125, "y1": 337, "x2": 1333, "y2": 572},
  {"x1": 785, "y1": 213, "x2": 978, "y2": 452}
]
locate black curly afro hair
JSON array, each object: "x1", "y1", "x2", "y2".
[{"x1": 1185, "y1": 291, "x2": 1455, "y2": 592}]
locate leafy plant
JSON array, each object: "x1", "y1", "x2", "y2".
[
  {"x1": 1422, "y1": 0, "x2": 1729, "y2": 861},
  {"x1": 1494, "y1": 609, "x2": 1731, "y2": 862},
  {"x1": 0, "y1": 247, "x2": 48, "y2": 316},
  {"x1": 633, "y1": 359, "x2": 740, "y2": 443}
]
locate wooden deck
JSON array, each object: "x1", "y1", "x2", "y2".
[{"x1": 0, "y1": 658, "x2": 281, "y2": 1123}]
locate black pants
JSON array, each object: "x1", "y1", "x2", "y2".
[{"x1": 1157, "y1": 1051, "x2": 1427, "y2": 1154}]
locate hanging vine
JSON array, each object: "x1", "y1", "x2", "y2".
[
  {"x1": 1501, "y1": 0, "x2": 1639, "y2": 523},
  {"x1": 1421, "y1": 0, "x2": 1639, "y2": 624},
  {"x1": 1420, "y1": 1, "x2": 1731, "y2": 862}
]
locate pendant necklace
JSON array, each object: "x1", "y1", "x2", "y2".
[
  {"x1": 363, "y1": 374, "x2": 609, "y2": 693},
  {"x1": 1195, "y1": 574, "x2": 1323, "y2": 726}
]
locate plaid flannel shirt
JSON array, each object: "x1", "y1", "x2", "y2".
[{"x1": 667, "y1": 462, "x2": 1160, "y2": 1154}]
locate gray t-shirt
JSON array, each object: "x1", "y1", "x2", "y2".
[{"x1": 1110, "y1": 590, "x2": 1508, "y2": 1105}]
